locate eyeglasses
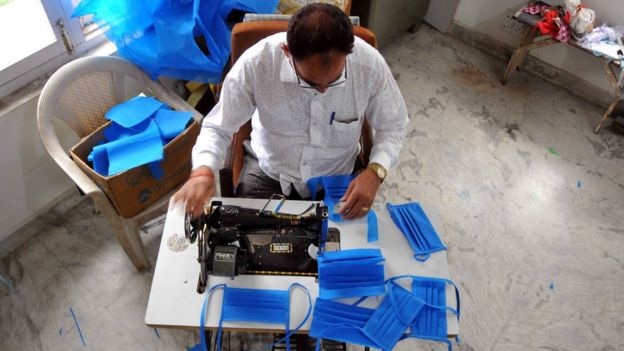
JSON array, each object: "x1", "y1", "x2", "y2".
[{"x1": 292, "y1": 59, "x2": 348, "y2": 90}]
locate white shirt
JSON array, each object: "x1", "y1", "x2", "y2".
[{"x1": 192, "y1": 32, "x2": 408, "y2": 198}]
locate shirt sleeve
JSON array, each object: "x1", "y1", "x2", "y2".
[
  {"x1": 364, "y1": 51, "x2": 408, "y2": 172},
  {"x1": 191, "y1": 56, "x2": 257, "y2": 174}
]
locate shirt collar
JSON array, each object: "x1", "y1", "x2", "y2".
[{"x1": 279, "y1": 55, "x2": 348, "y2": 90}]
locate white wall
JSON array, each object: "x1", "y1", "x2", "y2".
[
  {"x1": 0, "y1": 94, "x2": 78, "y2": 243},
  {"x1": 454, "y1": 0, "x2": 624, "y2": 92}
]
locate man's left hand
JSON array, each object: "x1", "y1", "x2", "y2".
[{"x1": 337, "y1": 169, "x2": 381, "y2": 220}]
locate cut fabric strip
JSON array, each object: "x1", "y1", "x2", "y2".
[
  {"x1": 386, "y1": 202, "x2": 447, "y2": 261},
  {"x1": 307, "y1": 175, "x2": 379, "y2": 243},
  {"x1": 191, "y1": 283, "x2": 312, "y2": 351},
  {"x1": 318, "y1": 249, "x2": 385, "y2": 299}
]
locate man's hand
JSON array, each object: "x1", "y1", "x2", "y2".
[
  {"x1": 172, "y1": 166, "x2": 216, "y2": 219},
  {"x1": 337, "y1": 169, "x2": 381, "y2": 220}
]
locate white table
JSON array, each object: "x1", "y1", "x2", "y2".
[{"x1": 145, "y1": 197, "x2": 459, "y2": 337}]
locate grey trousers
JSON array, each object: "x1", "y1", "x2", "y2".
[
  {"x1": 235, "y1": 154, "x2": 305, "y2": 200},
  {"x1": 235, "y1": 153, "x2": 364, "y2": 200}
]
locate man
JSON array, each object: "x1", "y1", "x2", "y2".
[{"x1": 174, "y1": 4, "x2": 407, "y2": 219}]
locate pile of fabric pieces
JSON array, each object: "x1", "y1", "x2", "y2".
[
  {"x1": 522, "y1": 0, "x2": 596, "y2": 43},
  {"x1": 72, "y1": 0, "x2": 279, "y2": 83},
  {"x1": 88, "y1": 96, "x2": 193, "y2": 179},
  {"x1": 311, "y1": 248, "x2": 460, "y2": 351},
  {"x1": 579, "y1": 24, "x2": 624, "y2": 61}
]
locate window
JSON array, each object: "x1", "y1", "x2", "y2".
[{"x1": 0, "y1": 0, "x2": 107, "y2": 98}]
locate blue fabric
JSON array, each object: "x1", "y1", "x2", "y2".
[
  {"x1": 103, "y1": 119, "x2": 151, "y2": 142},
  {"x1": 318, "y1": 249, "x2": 385, "y2": 299},
  {"x1": 89, "y1": 96, "x2": 192, "y2": 179},
  {"x1": 388, "y1": 275, "x2": 461, "y2": 351},
  {"x1": 309, "y1": 298, "x2": 378, "y2": 349},
  {"x1": 361, "y1": 283, "x2": 425, "y2": 350},
  {"x1": 104, "y1": 96, "x2": 163, "y2": 128},
  {"x1": 191, "y1": 283, "x2": 311, "y2": 351},
  {"x1": 73, "y1": 0, "x2": 279, "y2": 83},
  {"x1": 386, "y1": 202, "x2": 447, "y2": 261},
  {"x1": 310, "y1": 276, "x2": 461, "y2": 351},
  {"x1": 105, "y1": 120, "x2": 164, "y2": 176},
  {"x1": 152, "y1": 108, "x2": 193, "y2": 139},
  {"x1": 307, "y1": 175, "x2": 379, "y2": 243}
]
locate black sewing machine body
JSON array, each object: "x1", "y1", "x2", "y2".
[{"x1": 185, "y1": 200, "x2": 332, "y2": 293}]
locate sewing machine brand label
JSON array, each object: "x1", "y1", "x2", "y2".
[
  {"x1": 215, "y1": 252, "x2": 235, "y2": 262},
  {"x1": 270, "y1": 243, "x2": 293, "y2": 253}
]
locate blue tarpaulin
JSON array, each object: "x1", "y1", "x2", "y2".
[{"x1": 73, "y1": 0, "x2": 279, "y2": 82}]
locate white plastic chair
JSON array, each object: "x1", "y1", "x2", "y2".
[{"x1": 37, "y1": 56, "x2": 203, "y2": 270}]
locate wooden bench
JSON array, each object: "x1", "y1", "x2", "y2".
[{"x1": 501, "y1": 8, "x2": 622, "y2": 133}]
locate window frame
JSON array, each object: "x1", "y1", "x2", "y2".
[{"x1": 0, "y1": 0, "x2": 108, "y2": 98}]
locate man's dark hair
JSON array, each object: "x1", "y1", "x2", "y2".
[{"x1": 287, "y1": 3, "x2": 354, "y2": 61}]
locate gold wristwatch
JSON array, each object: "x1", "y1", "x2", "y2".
[{"x1": 367, "y1": 163, "x2": 387, "y2": 183}]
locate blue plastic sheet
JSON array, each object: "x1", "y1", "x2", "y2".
[{"x1": 73, "y1": 0, "x2": 279, "y2": 83}]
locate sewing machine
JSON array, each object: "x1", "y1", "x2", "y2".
[{"x1": 184, "y1": 198, "x2": 336, "y2": 293}]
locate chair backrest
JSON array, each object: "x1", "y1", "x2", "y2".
[
  {"x1": 38, "y1": 56, "x2": 202, "y2": 140},
  {"x1": 37, "y1": 56, "x2": 203, "y2": 201},
  {"x1": 226, "y1": 21, "x2": 376, "y2": 188}
]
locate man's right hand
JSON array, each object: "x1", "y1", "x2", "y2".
[{"x1": 172, "y1": 166, "x2": 216, "y2": 219}]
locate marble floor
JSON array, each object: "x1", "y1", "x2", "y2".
[{"x1": 2, "y1": 25, "x2": 624, "y2": 351}]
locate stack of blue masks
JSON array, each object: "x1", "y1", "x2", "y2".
[
  {"x1": 386, "y1": 202, "x2": 447, "y2": 261},
  {"x1": 73, "y1": 0, "x2": 279, "y2": 83},
  {"x1": 310, "y1": 275, "x2": 461, "y2": 351},
  {"x1": 317, "y1": 249, "x2": 386, "y2": 299},
  {"x1": 191, "y1": 283, "x2": 312, "y2": 351},
  {"x1": 307, "y1": 175, "x2": 379, "y2": 243},
  {"x1": 88, "y1": 96, "x2": 192, "y2": 179}
]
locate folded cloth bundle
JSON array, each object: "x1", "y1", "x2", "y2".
[{"x1": 88, "y1": 96, "x2": 193, "y2": 179}]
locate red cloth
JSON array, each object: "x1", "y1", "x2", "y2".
[{"x1": 535, "y1": 8, "x2": 571, "y2": 43}]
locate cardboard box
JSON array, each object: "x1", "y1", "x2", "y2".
[{"x1": 70, "y1": 120, "x2": 199, "y2": 218}]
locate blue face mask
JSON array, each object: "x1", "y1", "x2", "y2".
[
  {"x1": 309, "y1": 298, "x2": 378, "y2": 350},
  {"x1": 361, "y1": 282, "x2": 426, "y2": 350},
  {"x1": 307, "y1": 175, "x2": 379, "y2": 243},
  {"x1": 386, "y1": 202, "x2": 447, "y2": 261},
  {"x1": 390, "y1": 275, "x2": 461, "y2": 351},
  {"x1": 318, "y1": 249, "x2": 386, "y2": 299},
  {"x1": 311, "y1": 275, "x2": 461, "y2": 351},
  {"x1": 190, "y1": 283, "x2": 312, "y2": 351}
]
